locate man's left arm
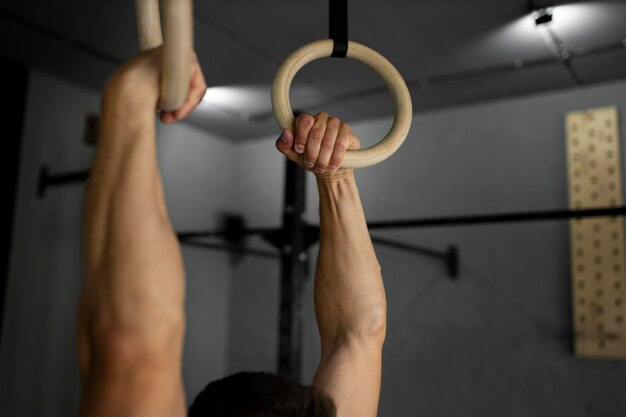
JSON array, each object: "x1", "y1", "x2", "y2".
[{"x1": 78, "y1": 49, "x2": 206, "y2": 417}]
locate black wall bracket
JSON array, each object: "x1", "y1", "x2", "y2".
[{"x1": 37, "y1": 165, "x2": 89, "y2": 198}]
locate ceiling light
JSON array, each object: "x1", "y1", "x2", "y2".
[
  {"x1": 534, "y1": 8, "x2": 553, "y2": 25},
  {"x1": 197, "y1": 84, "x2": 325, "y2": 122}
]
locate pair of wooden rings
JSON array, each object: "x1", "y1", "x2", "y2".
[{"x1": 135, "y1": 1, "x2": 412, "y2": 167}]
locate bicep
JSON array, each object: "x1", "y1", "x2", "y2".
[{"x1": 312, "y1": 339, "x2": 383, "y2": 417}]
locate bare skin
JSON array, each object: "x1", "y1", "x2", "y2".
[
  {"x1": 276, "y1": 118, "x2": 386, "y2": 417},
  {"x1": 79, "y1": 48, "x2": 386, "y2": 417},
  {"x1": 79, "y1": 48, "x2": 206, "y2": 417}
]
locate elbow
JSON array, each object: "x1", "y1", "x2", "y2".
[
  {"x1": 90, "y1": 315, "x2": 185, "y2": 369},
  {"x1": 342, "y1": 303, "x2": 387, "y2": 345},
  {"x1": 363, "y1": 304, "x2": 387, "y2": 342},
  {"x1": 326, "y1": 312, "x2": 386, "y2": 356}
]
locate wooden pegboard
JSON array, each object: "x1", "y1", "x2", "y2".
[{"x1": 566, "y1": 106, "x2": 626, "y2": 359}]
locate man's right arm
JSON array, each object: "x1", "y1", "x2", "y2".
[
  {"x1": 275, "y1": 113, "x2": 387, "y2": 417},
  {"x1": 311, "y1": 172, "x2": 386, "y2": 417}
]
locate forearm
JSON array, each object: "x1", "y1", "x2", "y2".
[
  {"x1": 80, "y1": 81, "x2": 185, "y2": 371},
  {"x1": 314, "y1": 173, "x2": 386, "y2": 349}
]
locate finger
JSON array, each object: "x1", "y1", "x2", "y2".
[
  {"x1": 303, "y1": 112, "x2": 329, "y2": 169},
  {"x1": 159, "y1": 69, "x2": 206, "y2": 123},
  {"x1": 275, "y1": 128, "x2": 299, "y2": 162},
  {"x1": 172, "y1": 87, "x2": 202, "y2": 120},
  {"x1": 160, "y1": 111, "x2": 176, "y2": 124},
  {"x1": 328, "y1": 123, "x2": 353, "y2": 171},
  {"x1": 189, "y1": 65, "x2": 208, "y2": 105},
  {"x1": 315, "y1": 116, "x2": 341, "y2": 172},
  {"x1": 293, "y1": 114, "x2": 315, "y2": 155},
  {"x1": 186, "y1": 66, "x2": 208, "y2": 109},
  {"x1": 173, "y1": 66, "x2": 208, "y2": 120}
]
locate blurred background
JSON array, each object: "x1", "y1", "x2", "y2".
[{"x1": 0, "y1": 0, "x2": 625, "y2": 416}]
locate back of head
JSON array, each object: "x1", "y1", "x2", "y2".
[{"x1": 188, "y1": 371, "x2": 336, "y2": 417}]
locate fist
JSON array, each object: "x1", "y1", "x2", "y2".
[
  {"x1": 105, "y1": 47, "x2": 207, "y2": 124},
  {"x1": 275, "y1": 112, "x2": 361, "y2": 178}
]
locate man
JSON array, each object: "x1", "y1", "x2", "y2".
[{"x1": 78, "y1": 48, "x2": 387, "y2": 417}]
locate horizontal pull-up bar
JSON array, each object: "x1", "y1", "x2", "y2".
[
  {"x1": 370, "y1": 237, "x2": 458, "y2": 278},
  {"x1": 367, "y1": 206, "x2": 626, "y2": 229},
  {"x1": 179, "y1": 238, "x2": 279, "y2": 260},
  {"x1": 35, "y1": 166, "x2": 626, "y2": 230}
]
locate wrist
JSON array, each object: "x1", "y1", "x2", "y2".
[
  {"x1": 316, "y1": 171, "x2": 360, "y2": 203},
  {"x1": 315, "y1": 169, "x2": 355, "y2": 184},
  {"x1": 103, "y1": 67, "x2": 159, "y2": 113},
  {"x1": 100, "y1": 77, "x2": 158, "y2": 145}
]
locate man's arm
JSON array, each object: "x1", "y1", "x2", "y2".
[
  {"x1": 78, "y1": 49, "x2": 206, "y2": 417},
  {"x1": 276, "y1": 113, "x2": 386, "y2": 417}
]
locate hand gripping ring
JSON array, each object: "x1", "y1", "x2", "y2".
[
  {"x1": 272, "y1": 40, "x2": 413, "y2": 168},
  {"x1": 135, "y1": 0, "x2": 193, "y2": 111}
]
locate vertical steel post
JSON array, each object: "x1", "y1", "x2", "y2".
[
  {"x1": 0, "y1": 59, "x2": 29, "y2": 350},
  {"x1": 277, "y1": 159, "x2": 307, "y2": 380}
]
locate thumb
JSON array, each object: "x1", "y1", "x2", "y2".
[{"x1": 275, "y1": 129, "x2": 301, "y2": 164}]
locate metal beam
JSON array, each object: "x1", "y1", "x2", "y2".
[{"x1": 277, "y1": 160, "x2": 307, "y2": 380}]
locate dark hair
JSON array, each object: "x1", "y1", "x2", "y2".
[{"x1": 188, "y1": 371, "x2": 336, "y2": 417}]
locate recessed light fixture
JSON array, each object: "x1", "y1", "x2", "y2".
[{"x1": 534, "y1": 7, "x2": 553, "y2": 25}]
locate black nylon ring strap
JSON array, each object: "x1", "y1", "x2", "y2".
[{"x1": 329, "y1": 0, "x2": 348, "y2": 57}]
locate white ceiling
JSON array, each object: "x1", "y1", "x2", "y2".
[{"x1": 1, "y1": 0, "x2": 625, "y2": 140}]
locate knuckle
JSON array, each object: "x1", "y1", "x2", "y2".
[
  {"x1": 304, "y1": 146, "x2": 317, "y2": 157},
  {"x1": 316, "y1": 111, "x2": 329, "y2": 119},
  {"x1": 329, "y1": 157, "x2": 342, "y2": 167},
  {"x1": 321, "y1": 141, "x2": 335, "y2": 151},
  {"x1": 297, "y1": 114, "x2": 314, "y2": 127},
  {"x1": 309, "y1": 128, "x2": 323, "y2": 142},
  {"x1": 340, "y1": 123, "x2": 353, "y2": 133},
  {"x1": 329, "y1": 153, "x2": 344, "y2": 166},
  {"x1": 328, "y1": 116, "x2": 341, "y2": 126}
]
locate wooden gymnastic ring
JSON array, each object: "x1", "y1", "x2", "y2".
[
  {"x1": 135, "y1": 0, "x2": 194, "y2": 111},
  {"x1": 272, "y1": 40, "x2": 413, "y2": 168}
]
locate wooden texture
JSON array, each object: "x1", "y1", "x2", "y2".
[
  {"x1": 135, "y1": 0, "x2": 193, "y2": 111},
  {"x1": 566, "y1": 106, "x2": 626, "y2": 360},
  {"x1": 135, "y1": 0, "x2": 162, "y2": 50},
  {"x1": 272, "y1": 40, "x2": 413, "y2": 169}
]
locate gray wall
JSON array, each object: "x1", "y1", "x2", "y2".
[
  {"x1": 0, "y1": 71, "x2": 235, "y2": 416},
  {"x1": 227, "y1": 79, "x2": 626, "y2": 416}
]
